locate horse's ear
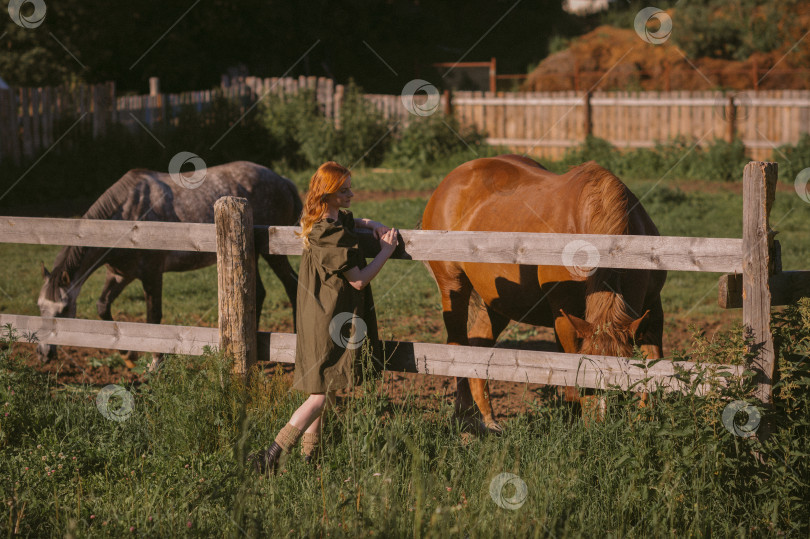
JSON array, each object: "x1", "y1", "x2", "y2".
[
  {"x1": 41, "y1": 261, "x2": 50, "y2": 279},
  {"x1": 559, "y1": 309, "x2": 592, "y2": 339},
  {"x1": 628, "y1": 310, "x2": 650, "y2": 339},
  {"x1": 59, "y1": 270, "x2": 71, "y2": 287}
]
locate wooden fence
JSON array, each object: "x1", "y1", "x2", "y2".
[
  {"x1": 451, "y1": 90, "x2": 810, "y2": 160},
  {"x1": 2, "y1": 162, "x2": 807, "y2": 410},
  {"x1": 2, "y1": 76, "x2": 808, "y2": 167}
]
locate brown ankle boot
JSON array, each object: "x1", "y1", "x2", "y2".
[{"x1": 248, "y1": 441, "x2": 283, "y2": 475}]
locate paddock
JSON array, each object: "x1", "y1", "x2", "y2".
[{"x1": 1, "y1": 162, "x2": 807, "y2": 415}]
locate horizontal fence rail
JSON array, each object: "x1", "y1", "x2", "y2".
[
  {"x1": 0, "y1": 314, "x2": 743, "y2": 395},
  {"x1": 0, "y1": 217, "x2": 743, "y2": 273}
]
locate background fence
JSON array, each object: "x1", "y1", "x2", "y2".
[{"x1": 1, "y1": 76, "x2": 808, "y2": 166}]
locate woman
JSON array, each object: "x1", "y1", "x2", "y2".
[{"x1": 250, "y1": 161, "x2": 399, "y2": 475}]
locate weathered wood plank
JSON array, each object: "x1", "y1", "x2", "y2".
[
  {"x1": 0, "y1": 314, "x2": 743, "y2": 395},
  {"x1": 0, "y1": 314, "x2": 218, "y2": 355},
  {"x1": 0, "y1": 217, "x2": 743, "y2": 273},
  {"x1": 718, "y1": 271, "x2": 810, "y2": 309},
  {"x1": 742, "y1": 161, "x2": 778, "y2": 405},
  {"x1": 0, "y1": 216, "x2": 218, "y2": 252}
]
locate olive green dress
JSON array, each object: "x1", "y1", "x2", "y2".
[{"x1": 292, "y1": 210, "x2": 383, "y2": 394}]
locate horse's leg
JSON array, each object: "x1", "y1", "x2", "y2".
[
  {"x1": 97, "y1": 268, "x2": 134, "y2": 321},
  {"x1": 141, "y1": 271, "x2": 164, "y2": 373},
  {"x1": 97, "y1": 268, "x2": 137, "y2": 367},
  {"x1": 260, "y1": 253, "x2": 298, "y2": 332},
  {"x1": 546, "y1": 282, "x2": 585, "y2": 403},
  {"x1": 467, "y1": 300, "x2": 510, "y2": 434},
  {"x1": 636, "y1": 294, "x2": 664, "y2": 409},
  {"x1": 431, "y1": 263, "x2": 476, "y2": 430}
]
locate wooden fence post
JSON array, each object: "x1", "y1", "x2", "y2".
[
  {"x1": 726, "y1": 94, "x2": 736, "y2": 143},
  {"x1": 489, "y1": 57, "x2": 497, "y2": 94},
  {"x1": 334, "y1": 84, "x2": 345, "y2": 130},
  {"x1": 742, "y1": 162, "x2": 778, "y2": 409},
  {"x1": 215, "y1": 196, "x2": 258, "y2": 379},
  {"x1": 442, "y1": 89, "x2": 453, "y2": 117},
  {"x1": 583, "y1": 90, "x2": 592, "y2": 139}
]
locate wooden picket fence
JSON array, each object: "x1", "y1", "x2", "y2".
[
  {"x1": 2, "y1": 162, "x2": 807, "y2": 410},
  {"x1": 451, "y1": 90, "x2": 810, "y2": 160},
  {"x1": 2, "y1": 77, "x2": 809, "y2": 167}
]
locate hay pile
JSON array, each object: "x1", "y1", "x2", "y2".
[{"x1": 522, "y1": 22, "x2": 810, "y2": 91}]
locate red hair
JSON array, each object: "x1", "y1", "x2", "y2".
[{"x1": 297, "y1": 161, "x2": 351, "y2": 248}]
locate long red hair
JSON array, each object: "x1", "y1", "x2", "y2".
[{"x1": 297, "y1": 161, "x2": 351, "y2": 248}]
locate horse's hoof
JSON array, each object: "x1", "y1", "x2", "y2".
[
  {"x1": 454, "y1": 413, "x2": 501, "y2": 436},
  {"x1": 147, "y1": 357, "x2": 163, "y2": 374},
  {"x1": 482, "y1": 419, "x2": 504, "y2": 435},
  {"x1": 123, "y1": 350, "x2": 140, "y2": 368}
]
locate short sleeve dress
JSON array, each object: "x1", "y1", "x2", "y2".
[{"x1": 292, "y1": 209, "x2": 384, "y2": 394}]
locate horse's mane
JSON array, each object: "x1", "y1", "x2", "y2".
[
  {"x1": 571, "y1": 162, "x2": 636, "y2": 346},
  {"x1": 45, "y1": 172, "x2": 145, "y2": 300}
]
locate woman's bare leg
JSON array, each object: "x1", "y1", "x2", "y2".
[
  {"x1": 304, "y1": 390, "x2": 336, "y2": 435},
  {"x1": 289, "y1": 393, "x2": 327, "y2": 431}
]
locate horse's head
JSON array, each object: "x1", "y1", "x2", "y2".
[
  {"x1": 36, "y1": 261, "x2": 78, "y2": 362},
  {"x1": 558, "y1": 309, "x2": 649, "y2": 358}
]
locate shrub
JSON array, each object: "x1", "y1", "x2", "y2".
[
  {"x1": 260, "y1": 81, "x2": 392, "y2": 169},
  {"x1": 556, "y1": 135, "x2": 751, "y2": 181},
  {"x1": 774, "y1": 133, "x2": 810, "y2": 185},
  {"x1": 387, "y1": 114, "x2": 487, "y2": 169},
  {"x1": 558, "y1": 134, "x2": 623, "y2": 173},
  {"x1": 689, "y1": 137, "x2": 751, "y2": 182}
]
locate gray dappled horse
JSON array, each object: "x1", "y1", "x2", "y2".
[{"x1": 37, "y1": 161, "x2": 301, "y2": 370}]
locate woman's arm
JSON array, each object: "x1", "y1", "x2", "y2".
[
  {"x1": 354, "y1": 218, "x2": 390, "y2": 239},
  {"x1": 353, "y1": 217, "x2": 380, "y2": 229},
  {"x1": 343, "y1": 228, "x2": 398, "y2": 290},
  {"x1": 343, "y1": 252, "x2": 388, "y2": 290}
]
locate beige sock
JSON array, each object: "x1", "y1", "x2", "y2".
[
  {"x1": 274, "y1": 423, "x2": 302, "y2": 453},
  {"x1": 300, "y1": 431, "x2": 320, "y2": 457}
]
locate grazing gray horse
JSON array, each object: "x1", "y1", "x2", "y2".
[{"x1": 37, "y1": 161, "x2": 302, "y2": 369}]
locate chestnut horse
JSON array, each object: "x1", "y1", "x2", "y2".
[{"x1": 421, "y1": 155, "x2": 666, "y2": 434}]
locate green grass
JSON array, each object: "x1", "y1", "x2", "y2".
[{"x1": 2, "y1": 308, "x2": 809, "y2": 537}]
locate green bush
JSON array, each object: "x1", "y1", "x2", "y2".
[
  {"x1": 260, "y1": 81, "x2": 391, "y2": 170},
  {"x1": 690, "y1": 137, "x2": 751, "y2": 182},
  {"x1": 558, "y1": 134, "x2": 624, "y2": 173},
  {"x1": 386, "y1": 114, "x2": 488, "y2": 170},
  {"x1": 259, "y1": 88, "x2": 323, "y2": 170},
  {"x1": 555, "y1": 135, "x2": 751, "y2": 182},
  {"x1": 774, "y1": 133, "x2": 810, "y2": 185}
]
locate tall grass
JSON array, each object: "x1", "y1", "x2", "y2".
[{"x1": 2, "y1": 299, "x2": 809, "y2": 536}]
